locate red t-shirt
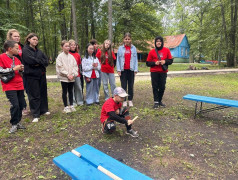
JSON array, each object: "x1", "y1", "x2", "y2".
[
  {"x1": 69, "y1": 52, "x2": 81, "y2": 77},
  {"x1": 146, "y1": 48, "x2": 172, "y2": 73},
  {"x1": 0, "y1": 53, "x2": 24, "y2": 91},
  {"x1": 96, "y1": 49, "x2": 116, "y2": 73},
  {"x1": 18, "y1": 44, "x2": 22, "y2": 58},
  {"x1": 124, "y1": 45, "x2": 131, "y2": 70},
  {"x1": 91, "y1": 69, "x2": 96, "y2": 78},
  {"x1": 100, "y1": 98, "x2": 122, "y2": 123}
]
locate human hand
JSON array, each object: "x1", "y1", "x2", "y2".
[
  {"x1": 13, "y1": 65, "x2": 23, "y2": 71},
  {"x1": 117, "y1": 71, "x2": 121, "y2": 76},
  {"x1": 92, "y1": 63, "x2": 98, "y2": 68},
  {"x1": 127, "y1": 119, "x2": 134, "y2": 126},
  {"x1": 155, "y1": 61, "x2": 160, "y2": 65},
  {"x1": 134, "y1": 72, "x2": 137, "y2": 75},
  {"x1": 67, "y1": 74, "x2": 74, "y2": 80},
  {"x1": 160, "y1": 60, "x2": 165, "y2": 65}
]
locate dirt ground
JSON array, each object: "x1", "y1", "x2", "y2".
[{"x1": 0, "y1": 73, "x2": 238, "y2": 180}]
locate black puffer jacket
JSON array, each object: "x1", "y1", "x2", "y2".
[{"x1": 22, "y1": 44, "x2": 48, "y2": 79}]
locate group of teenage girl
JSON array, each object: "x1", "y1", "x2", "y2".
[
  {"x1": 56, "y1": 32, "x2": 138, "y2": 113},
  {"x1": 1, "y1": 28, "x2": 173, "y2": 134}
]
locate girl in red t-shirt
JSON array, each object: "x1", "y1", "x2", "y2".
[
  {"x1": 96, "y1": 40, "x2": 116, "y2": 101},
  {"x1": 116, "y1": 33, "x2": 138, "y2": 107},
  {"x1": 69, "y1": 39, "x2": 84, "y2": 106}
]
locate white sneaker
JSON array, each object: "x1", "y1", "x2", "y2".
[
  {"x1": 63, "y1": 106, "x2": 71, "y2": 113},
  {"x1": 70, "y1": 106, "x2": 76, "y2": 112},
  {"x1": 44, "y1": 112, "x2": 50, "y2": 115},
  {"x1": 123, "y1": 101, "x2": 127, "y2": 107},
  {"x1": 128, "y1": 101, "x2": 133, "y2": 107},
  {"x1": 32, "y1": 118, "x2": 39, "y2": 122}
]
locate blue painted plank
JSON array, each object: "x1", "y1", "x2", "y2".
[
  {"x1": 53, "y1": 152, "x2": 111, "y2": 180},
  {"x1": 183, "y1": 94, "x2": 238, "y2": 108},
  {"x1": 76, "y1": 144, "x2": 153, "y2": 180}
]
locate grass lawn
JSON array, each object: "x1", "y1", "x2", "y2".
[
  {"x1": 46, "y1": 62, "x2": 230, "y2": 75},
  {"x1": 0, "y1": 73, "x2": 238, "y2": 179}
]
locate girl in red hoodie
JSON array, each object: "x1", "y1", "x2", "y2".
[{"x1": 0, "y1": 40, "x2": 25, "y2": 133}]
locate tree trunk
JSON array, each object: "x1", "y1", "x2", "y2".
[
  {"x1": 6, "y1": 0, "x2": 10, "y2": 9},
  {"x1": 108, "y1": 0, "x2": 113, "y2": 42},
  {"x1": 227, "y1": 0, "x2": 237, "y2": 67},
  {"x1": 90, "y1": 2, "x2": 95, "y2": 39},
  {"x1": 38, "y1": 0, "x2": 48, "y2": 56},
  {"x1": 58, "y1": 0, "x2": 67, "y2": 40},
  {"x1": 71, "y1": 0, "x2": 78, "y2": 42}
]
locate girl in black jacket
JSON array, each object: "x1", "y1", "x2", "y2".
[{"x1": 22, "y1": 33, "x2": 50, "y2": 122}]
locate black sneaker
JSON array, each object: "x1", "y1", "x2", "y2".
[
  {"x1": 159, "y1": 101, "x2": 166, "y2": 107},
  {"x1": 17, "y1": 123, "x2": 26, "y2": 130},
  {"x1": 153, "y1": 103, "x2": 159, "y2": 109},
  {"x1": 9, "y1": 125, "x2": 18, "y2": 134},
  {"x1": 126, "y1": 129, "x2": 139, "y2": 137}
]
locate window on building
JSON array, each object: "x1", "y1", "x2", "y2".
[
  {"x1": 185, "y1": 48, "x2": 188, "y2": 56},
  {"x1": 181, "y1": 47, "x2": 184, "y2": 56}
]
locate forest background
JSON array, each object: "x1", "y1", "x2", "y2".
[{"x1": 0, "y1": 0, "x2": 237, "y2": 67}]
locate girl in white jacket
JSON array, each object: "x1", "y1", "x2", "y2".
[
  {"x1": 82, "y1": 43, "x2": 101, "y2": 105},
  {"x1": 56, "y1": 40, "x2": 78, "y2": 113}
]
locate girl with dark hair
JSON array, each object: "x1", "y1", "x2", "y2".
[
  {"x1": 116, "y1": 33, "x2": 138, "y2": 107},
  {"x1": 96, "y1": 39, "x2": 116, "y2": 100},
  {"x1": 82, "y1": 43, "x2": 101, "y2": 105},
  {"x1": 146, "y1": 36, "x2": 173, "y2": 109},
  {"x1": 22, "y1": 33, "x2": 50, "y2": 122},
  {"x1": 56, "y1": 40, "x2": 78, "y2": 113}
]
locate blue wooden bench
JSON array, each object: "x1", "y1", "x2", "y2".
[
  {"x1": 53, "y1": 144, "x2": 153, "y2": 180},
  {"x1": 183, "y1": 94, "x2": 238, "y2": 118}
]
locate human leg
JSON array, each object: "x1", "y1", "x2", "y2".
[
  {"x1": 101, "y1": 72, "x2": 110, "y2": 100},
  {"x1": 108, "y1": 73, "x2": 116, "y2": 97},
  {"x1": 27, "y1": 77, "x2": 41, "y2": 118},
  {"x1": 74, "y1": 77, "x2": 84, "y2": 105}
]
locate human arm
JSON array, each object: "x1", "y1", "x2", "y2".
[
  {"x1": 56, "y1": 55, "x2": 69, "y2": 77},
  {"x1": 108, "y1": 111, "x2": 128, "y2": 125}
]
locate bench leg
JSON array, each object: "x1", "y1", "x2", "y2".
[{"x1": 194, "y1": 102, "x2": 203, "y2": 119}]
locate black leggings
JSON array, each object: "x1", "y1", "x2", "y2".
[{"x1": 61, "y1": 82, "x2": 74, "y2": 107}]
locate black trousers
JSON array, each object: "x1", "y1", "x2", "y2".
[
  {"x1": 151, "y1": 72, "x2": 167, "y2": 102},
  {"x1": 80, "y1": 74, "x2": 84, "y2": 93},
  {"x1": 26, "y1": 75, "x2": 49, "y2": 118},
  {"x1": 120, "y1": 70, "x2": 134, "y2": 101},
  {"x1": 61, "y1": 82, "x2": 74, "y2": 107},
  {"x1": 5, "y1": 90, "x2": 25, "y2": 125}
]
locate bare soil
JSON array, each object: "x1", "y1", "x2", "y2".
[{"x1": 0, "y1": 73, "x2": 238, "y2": 180}]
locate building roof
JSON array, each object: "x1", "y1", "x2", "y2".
[{"x1": 164, "y1": 34, "x2": 186, "y2": 48}]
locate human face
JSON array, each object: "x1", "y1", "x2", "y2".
[
  {"x1": 156, "y1": 39, "x2": 162, "y2": 48},
  {"x1": 8, "y1": 43, "x2": 19, "y2": 56},
  {"x1": 70, "y1": 42, "x2": 76, "y2": 51},
  {"x1": 104, "y1": 40, "x2": 110, "y2": 49},
  {"x1": 62, "y1": 43, "x2": 70, "y2": 54},
  {"x1": 11, "y1": 32, "x2": 20, "y2": 43},
  {"x1": 93, "y1": 43, "x2": 98, "y2": 50},
  {"x1": 114, "y1": 95, "x2": 125, "y2": 103},
  {"x1": 28, "y1": 36, "x2": 38, "y2": 48},
  {"x1": 88, "y1": 45, "x2": 94, "y2": 56},
  {"x1": 123, "y1": 36, "x2": 131, "y2": 46}
]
